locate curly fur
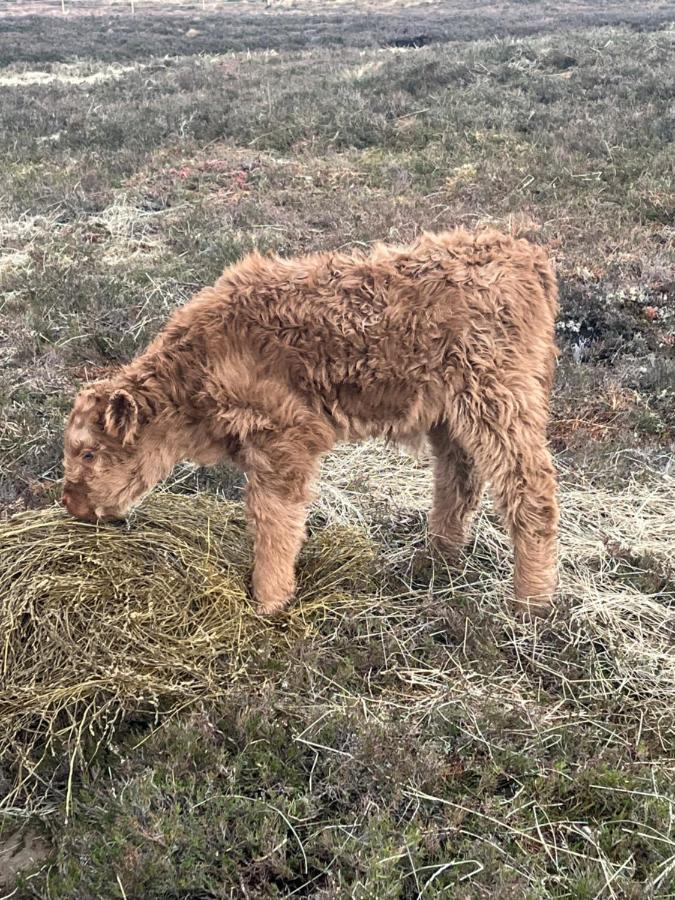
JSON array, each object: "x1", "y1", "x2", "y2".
[{"x1": 62, "y1": 227, "x2": 560, "y2": 615}]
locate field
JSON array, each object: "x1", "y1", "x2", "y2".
[{"x1": 0, "y1": 1, "x2": 674, "y2": 897}]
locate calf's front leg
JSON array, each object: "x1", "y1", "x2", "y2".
[{"x1": 245, "y1": 476, "x2": 310, "y2": 613}]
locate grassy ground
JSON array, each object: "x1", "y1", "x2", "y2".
[{"x1": 0, "y1": 1, "x2": 674, "y2": 897}]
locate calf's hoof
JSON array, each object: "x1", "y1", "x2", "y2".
[
  {"x1": 256, "y1": 595, "x2": 292, "y2": 616},
  {"x1": 512, "y1": 595, "x2": 554, "y2": 619},
  {"x1": 253, "y1": 573, "x2": 295, "y2": 616},
  {"x1": 513, "y1": 566, "x2": 557, "y2": 619},
  {"x1": 427, "y1": 525, "x2": 466, "y2": 565}
]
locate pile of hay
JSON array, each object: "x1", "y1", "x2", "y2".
[{"x1": 0, "y1": 492, "x2": 376, "y2": 810}]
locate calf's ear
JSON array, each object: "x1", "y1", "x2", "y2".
[{"x1": 104, "y1": 389, "x2": 139, "y2": 444}]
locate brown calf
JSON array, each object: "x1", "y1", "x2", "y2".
[{"x1": 62, "y1": 228, "x2": 559, "y2": 615}]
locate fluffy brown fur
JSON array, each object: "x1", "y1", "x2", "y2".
[{"x1": 62, "y1": 228, "x2": 560, "y2": 615}]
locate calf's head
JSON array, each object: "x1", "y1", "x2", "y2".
[{"x1": 61, "y1": 381, "x2": 162, "y2": 522}]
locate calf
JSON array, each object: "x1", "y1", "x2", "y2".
[{"x1": 62, "y1": 228, "x2": 559, "y2": 615}]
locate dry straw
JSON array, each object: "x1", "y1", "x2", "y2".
[{"x1": 0, "y1": 491, "x2": 375, "y2": 812}]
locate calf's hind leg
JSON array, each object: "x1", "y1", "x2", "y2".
[
  {"x1": 494, "y1": 438, "x2": 559, "y2": 613},
  {"x1": 449, "y1": 402, "x2": 559, "y2": 614},
  {"x1": 427, "y1": 422, "x2": 484, "y2": 558}
]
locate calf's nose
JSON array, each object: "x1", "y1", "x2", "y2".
[{"x1": 61, "y1": 489, "x2": 95, "y2": 522}]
